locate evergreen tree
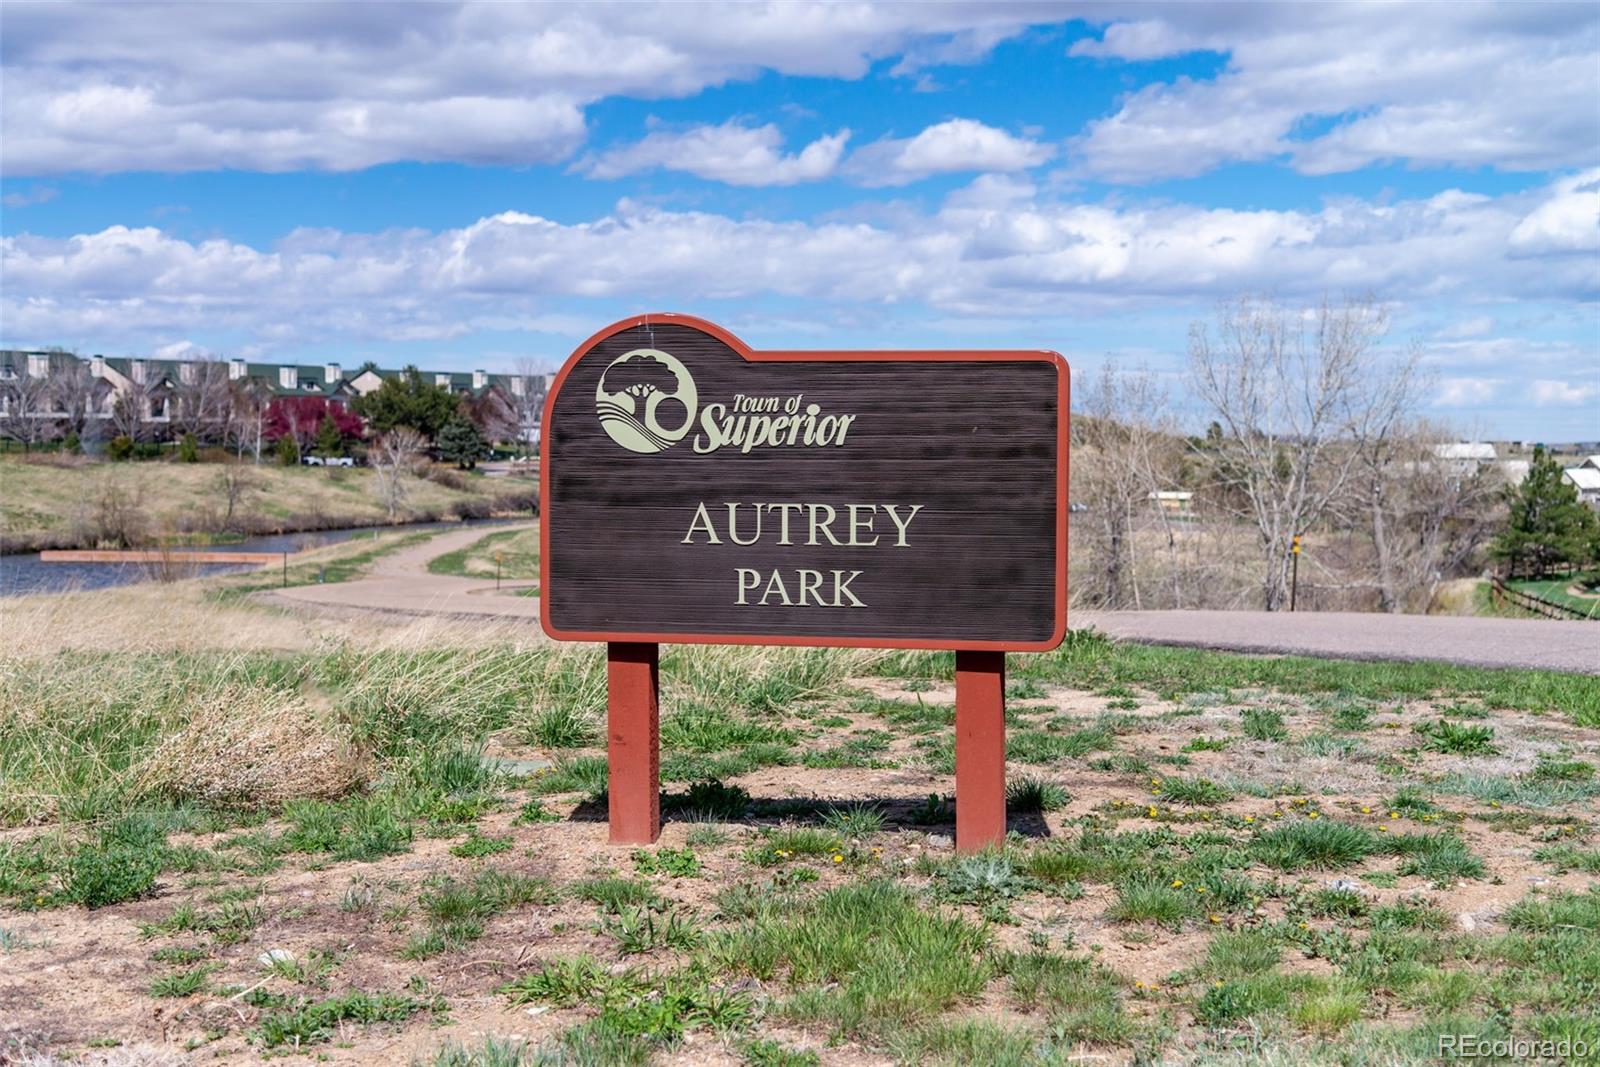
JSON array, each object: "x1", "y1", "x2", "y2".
[
  {"x1": 1489, "y1": 447, "x2": 1599, "y2": 578},
  {"x1": 275, "y1": 432, "x2": 300, "y2": 467},
  {"x1": 350, "y1": 366, "x2": 459, "y2": 440},
  {"x1": 178, "y1": 432, "x2": 200, "y2": 463},
  {"x1": 313, "y1": 414, "x2": 345, "y2": 457},
  {"x1": 437, "y1": 415, "x2": 489, "y2": 470}
]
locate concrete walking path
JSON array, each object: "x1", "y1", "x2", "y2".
[
  {"x1": 258, "y1": 523, "x2": 542, "y2": 621},
  {"x1": 262, "y1": 527, "x2": 1598, "y2": 673},
  {"x1": 1075, "y1": 609, "x2": 1599, "y2": 675}
]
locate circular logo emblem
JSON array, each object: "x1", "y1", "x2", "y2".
[{"x1": 595, "y1": 348, "x2": 698, "y2": 454}]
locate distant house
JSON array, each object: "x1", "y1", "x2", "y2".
[
  {"x1": 1429, "y1": 441, "x2": 1529, "y2": 486},
  {"x1": 1563, "y1": 455, "x2": 1600, "y2": 510},
  {"x1": 0, "y1": 349, "x2": 550, "y2": 444},
  {"x1": 1148, "y1": 490, "x2": 1194, "y2": 515},
  {"x1": 1431, "y1": 441, "x2": 1498, "y2": 476}
]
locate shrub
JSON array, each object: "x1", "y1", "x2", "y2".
[
  {"x1": 61, "y1": 844, "x2": 161, "y2": 908},
  {"x1": 1242, "y1": 708, "x2": 1289, "y2": 742},
  {"x1": 107, "y1": 435, "x2": 134, "y2": 461},
  {"x1": 134, "y1": 685, "x2": 366, "y2": 808},
  {"x1": 1006, "y1": 776, "x2": 1069, "y2": 813},
  {"x1": 1417, "y1": 720, "x2": 1497, "y2": 755},
  {"x1": 1251, "y1": 821, "x2": 1377, "y2": 871},
  {"x1": 1157, "y1": 776, "x2": 1233, "y2": 806}
]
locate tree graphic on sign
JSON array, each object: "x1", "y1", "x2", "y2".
[{"x1": 595, "y1": 349, "x2": 697, "y2": 454}]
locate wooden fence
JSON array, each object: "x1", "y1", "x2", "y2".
[{"x1": 1489, "y1": 576, "x2": 1593, "y2": 621}]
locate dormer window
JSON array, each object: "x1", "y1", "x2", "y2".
[
  {"x1": 435, "y1": 374, "x2": 451, "y2": 389},
  {"x1": 28, "y1": 354, "x2": 50, "y2": 377}
]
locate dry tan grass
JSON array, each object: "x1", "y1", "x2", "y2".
[
  {"x1": 132, "y1": 685, "x2": 366, "y2": 807},
  {"x1": 0, "y1": 583, "x2": 316, "y2": 657}
]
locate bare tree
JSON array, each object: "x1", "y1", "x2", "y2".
[
  {"x1": 49, "y1": 353, "x2": 101, "y2": 442},
  {"x1": 371, "y1": 427, "x2": 424, "y2": 519},
  {"x1": 226, "y1": 379, "x2": 269, "y2": 462},
  {"x1": 215, "y1": 465, "x2": 260, "y2": 529},
  {"x1": 1074, "y1": 365, "x2": 1188, "y2": 608},
  {"x1": 509, "y1": 358, "x2": 545, "y2": 451},
  {"x1": 1349, "y1": 421, "x2": 1501, "y2": 612},
  {"x1": 173, "y1": 356, "x2": 232, "y2": 442},
  {"x1": 0, "y1": 356, "x2": 55, "y2": 450},
  {"x1": 110, "y1": 378, "x2": 153, "y2": 443},
  {"x1": 1189, "y1": 293, "x2": 1415, "y2": 611}
]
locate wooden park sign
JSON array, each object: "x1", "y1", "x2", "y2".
[{"x1": 541, "y1": 314, "x2": 1068, "y2": 851}]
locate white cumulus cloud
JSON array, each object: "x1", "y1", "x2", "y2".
[
  {"x1": 846, "y1": 118, "x2": 1054, "y2": 186},
  {"x1": 1528, "y1": 379, "x2": 1600, "y2": 407},
  {"x1": 0, "y1": 2, "x2": 1050, "y2": 175},
  {"x1": 1069, "y1": 5, "x2": 1600, "y2": 182},
  {"x1": 580, "y1": 122, "x2": 850, "y2": 185}
]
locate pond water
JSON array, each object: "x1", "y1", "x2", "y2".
[{"x1": 0, "y1": 518, "x2": 518, "y2": 597}]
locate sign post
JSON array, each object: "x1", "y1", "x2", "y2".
[
  {"x1": 541, "y1": 314, "x2": 1067, "y2": 853},
  {"x1": 1291, "y1": 535, "x2": 1302, "y2": 612}
]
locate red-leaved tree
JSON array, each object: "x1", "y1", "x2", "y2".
[{"x1": 264, "y1": 397, "x2": 363, "y2": 453}]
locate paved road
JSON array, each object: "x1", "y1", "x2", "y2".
[
  {"x1": 258, "y1": 523, "x2": 541, "y2": 621},
  {"x1": 263, "y1": 530, "x2": 1597, "y2": 673},
  {"x1": 1075, "y1": 610, "x2": 1599, "y2": 675}
]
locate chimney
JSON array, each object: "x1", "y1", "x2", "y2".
[
  {"x1": 91, "y1": 355, "x2": 106, "y2": 377},
  {"x1": 472, "y1": 369, "x2": 487, "y2": 390},
  {"x1": 510, "y1": 376, "x2": 525, "y2": 396},
  {"x1": 325, "y1": 362, "x2": 340, "y2": 384},
  {"x1": 229, "y1": 358, "x2": 246, "y2": 380},
  {"x1": 279, "y1": 366, "x2": 294, "y2": 389},
  {"x1": 131, "y1": 358, "x2": 147, "y2": 384}
]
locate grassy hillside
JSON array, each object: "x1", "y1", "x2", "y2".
[
  {"x1": 1, "y1": 581, "x2": 1597, "y2": 1063},
  {"x1": 0, "y1": 454, "x2": 536, "y2": 551}
]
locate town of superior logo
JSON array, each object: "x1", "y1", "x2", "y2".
[{"x1": 595, "y1": 348, "x2": 698, "y2": 454}]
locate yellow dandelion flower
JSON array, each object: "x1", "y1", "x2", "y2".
[
  {"x1": 1244, "y1": 815, "x2": 1255, "y2": 823},
  {"x1": 1361, "y1": 806, "x2": 1372, "y2": 814},
  {"x1": 1379, "y1": 825, "x2": 1389, "y2": 832},
  {"x1": 1208, "y1": 914, "x2": 1221, "y2": 924},
  {"x1": 1307, "y1": 813, "x2": 1320, "y2": 820},
  {"x1": 1299, "y1": 922, "x2": 1310, "y2": 930},
  {"x1": 1171, "y1": 879, "x2": 1184, "y2": 888},
  {"x1": 831, "y1": 854, "x2": 843, "y2": 864},
  {"x1": 1389, "y1": 811, "x2": 1400, "y2": 819},
  {"x1": 1195, "y1": 886, "x2": 1207, "y2": 894}
]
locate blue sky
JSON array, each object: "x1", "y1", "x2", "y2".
[{"x1": 2, "y1": 3, "x2": 1596, "y2": 439}]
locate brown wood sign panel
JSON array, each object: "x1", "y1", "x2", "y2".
[{"x1": 540, "y1": 314, "x2": 1068, "y2": 651}]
